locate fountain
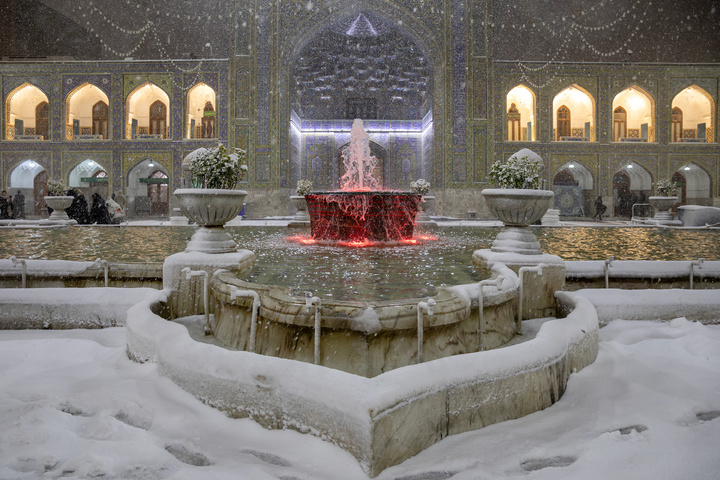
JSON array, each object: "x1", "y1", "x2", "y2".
[{"x1": 305, "y1": 119, "x2": 422, "y2": 242}]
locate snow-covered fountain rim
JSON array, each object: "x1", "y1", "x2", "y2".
[{"x1": 126, "y1": 285, "x2": 599, "y2": 419}]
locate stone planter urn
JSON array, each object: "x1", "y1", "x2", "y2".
[
  {"x1": 649, "y1": 196, "x2": 678, "y2": 222},
  {"x1": 416, "y1": 195, "x2": 435, "y2": 223},
  {"x1": 174, "y1": 188, "x2": 247, "y2": 253},
  {"x1": 289, "y1": 195, "x2": 310, "y2": 225},
  {"x1": 44, "y1": 196, "x2": 74, "y2": 221},
  {"x1": 481, "y1": 188, "x2": 554, "y2": 255}
]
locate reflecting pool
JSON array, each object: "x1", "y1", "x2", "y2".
[{"x1": 1, "y1": 225, "x2": 718, "y2": 301}]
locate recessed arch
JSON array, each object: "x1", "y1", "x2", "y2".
[
  {"x1": 506, "y1": 85, "x2": 536, "y2": 141},
  {"x1": 186, "y1": 83, "x2": 217, "y2": 139},
  {"x1": 613, "y1": 162, "x2": 652, "y2": 217},
  {"x1": 5, "y1": 83, "x2": 50, "y2": 140},
  {"x1": 127, "y1": 159, "x2": 171, "y2": 218},
  {"x1": 552, "y1": 84, "x2": 595, "y2": 141},
  {"x1": 673, "y1": 162, "x2": 711, "y2": 204},
  {"x1": 671, "y1": 85, "x2": 715, "y2": 143},
  {"x1": 65, "y1": 82, "x2": 110, "y2": 140},
  {"x1": 279, "y1": 2, "x2": 444, "y2": 191},
  {"x1": 611, "y1": 86, "x2": 655, "y2": 142},
  {"x1": 125, "y1": 82, "x2": 170, "y2": 139}
]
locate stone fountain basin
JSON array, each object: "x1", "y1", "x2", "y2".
[
  {"x1": 210, "y1": 271, "x2": 519, "y2": 377},
  {"x1": 126, "y1": 287, "x2": 599, "y2": 477}
]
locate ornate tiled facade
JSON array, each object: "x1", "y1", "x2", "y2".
[{"x1": 1, "y1": 0, "x2": 718, "y2": 218}]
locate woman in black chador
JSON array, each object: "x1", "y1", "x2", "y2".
[
  {"x1": 65, "y1": 189, "x2": 91, "y2": 224},
  {"x1": 90, "y1": 192, "x2": 112, "y2": 224}
]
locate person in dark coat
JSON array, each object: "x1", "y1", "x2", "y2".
[
  {"x1": 593, "y1": 196, "x2": 607, "y2": 221},
  {"x1": 0, "y1": 191, "x2": 9, "y2": 219},
  {"x1": 14, "y1": 190, "x2": 25, "y2": 219},
  {"x1": 90, "y1": 192, "x2": 112, "y2": 224},
  {"x1": 65, "y1": 189, "x2": 91, "y2": 224}
]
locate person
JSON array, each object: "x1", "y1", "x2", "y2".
[
  {"x1": 66, "y1": 189, "x2": 91, "y2": 224},
  {"x1": 0, "y1": 191, "x2": 9, "y2": 219},
  {"x1": 90, "y1": 192, "x2": 112, "y2": 224},
  {"x1": 106, "y1": 194, "x2": 125, "y2": 224},
  {"x1": 13, "y1": 190, "x2": 25, "y2": 219},
  {"x1": 593, "y1": 196, "x2": 607, "y2": 221}
]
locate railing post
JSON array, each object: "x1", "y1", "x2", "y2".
[
  {"x1": 305, "y1": 292, "x2": 322, "y2": 365},
  {"x1": 229, "y1": 286, "x2": 262, "y2": 352},
  {"x1": 9, "y1": 256, "x2": 27, "y2": 288},
  {"x1": 604, "y1": 256, "x2": 615, "y2": 289},
  {"x1": 690, "y1": 258, "x2": 704, "y2": 290}
]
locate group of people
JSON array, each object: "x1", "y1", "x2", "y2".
[
  {"x1": 0, "y1": 190, "x2": 25, "y2": 220},
  {"x1": 51, "y1": 190, "x2": 125, "y2": 225}
]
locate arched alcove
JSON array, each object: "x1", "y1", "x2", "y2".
[
  {"x1": 5, "y1": 83, "x2": 49, "y2": 140},
  {"x1": 506, "y1": 85, "x2": 536, "y2": 141},
  {"x1": 612, "y1": 86, "x2": 655, "y2": 142},
  {"x1": 552, "y1": 85, "x2": 595, "y2": 141},
  {"x1": 671, "y1": 86, "x2": 715, "y2": 143},
  {"x1": 613, "y1": 162, "x2": 652, "y2": 217},
  {"x1": 281, "y1": 4, "x2": 442, "y2": 192},
  {"x1": 68, "y1": 159, "x2": 109, "y2": 199},
  {"x1": 125, "y1": 82, "x2": 170, "y2": 139},
  {"x1": 186, "y1": 83, "x2": 217, "y2": 139},
  {"x1": 127, "y1": 159, "x2": 170, "y2": 217},
  {"x1": 65, "y1": 82, "x2": 110, "y2": 140},
  {"x1": 552, "y1": 161, "x2": 594, "y2": 216},
  {"x1": 673, "y1": 163, "x2": 711, "y2": 205}
]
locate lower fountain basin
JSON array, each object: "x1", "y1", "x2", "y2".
[{"x1": 306, "y1": 191, "x2": 421, "y2": 242}]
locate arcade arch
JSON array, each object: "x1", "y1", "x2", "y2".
[
  {"x1": 65, "y1": 83, "x2": 110, "y2": 140},
  {"x1": 506, "y1": 85, "x2": 536, "y2": 141},
  {"x1": 68, "y1": 159, "x2": 109, "y2": 199},
  {"x1": 613, "y1": 162, "x2": 652, "y2": 217},
  {"x1": 671, "y1": 86, "x2": 714, "y2": 143},
  {"x1": 127, "y1": 159, "x2": 170, "y2": 217},
  {"x1": 5, "y1": 83, "x2": 49, "y2": 140},
  {"x1": 673, "y1": 163, "x2": 711, "y2": 205},
  {"x1": 552, "y1": 161, "x2": 594, "y2": 216},
  {"x1": 8, "y1": 159, "x2": 46, "y2": 216},
  {"x1": 612, "y1": 86, "x2": 655, "y2": 142},
  {"x1": 186, "y1": 83, "x2": 217, "y2": 139},
  {"x1": 125, "y1": 82, "x2": 170, "y2": 139},
  {"x1": 552, "y1": 85, "x2": 595, "y2": 141}
]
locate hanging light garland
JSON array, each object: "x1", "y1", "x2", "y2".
[{"x1": 517, "y1": 0, "x2": 653, "y2": 89}]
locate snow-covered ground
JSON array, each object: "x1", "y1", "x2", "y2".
[{"x1": 1, "y1": 318, "x2": 718, "y2": 480}]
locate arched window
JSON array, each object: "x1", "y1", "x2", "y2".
[
  {"x1": 35, "y1": 101, "x2": 49, "y2": 140},
  {"x1": 92, "y1": 101, "x2": 109, "y2": 139},
  {"x1": 671, "y1": 107, "x2": 683, "y2": 143},
  {"x1": 556, "y1": 105, "x2": 571, "y2": 140},
  {"x1": 149, "y1": 100, "x2": 167, "y2": 138},
  {"x1": 507, "y1": 103, "x2": 521, "y2": 141},
  {"x1": 613, "y1": 106, "x2": 627, "y2": 141}
]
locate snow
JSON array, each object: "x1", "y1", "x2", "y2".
[{"x1": 1, "y1": 318, "x2": 718, "y2": 479}]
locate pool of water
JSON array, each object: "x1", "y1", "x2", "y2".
[{"x1": 1, "y1": 225, "x2": 718, "y2": 300}]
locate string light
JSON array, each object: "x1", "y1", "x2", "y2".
[{"x1": 517, "y1": 0, "x2": 653, "y2": 89}]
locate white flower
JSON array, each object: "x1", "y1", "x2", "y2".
[
  {"x1": 488, "y1": 154, "x2": 542, "y2": 189},
  {"x1": 189, "y1": 143, "x2": 247, "y2": 189},
  {"x1": 410, "y1": 178, "x2": 431, "y2": 195},
  {"x1": 296, "y1": 179, "x2": 314, "y2": 196}
]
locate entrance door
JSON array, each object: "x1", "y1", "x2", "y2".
[
  {"x1": 201, "y1": 101, "x2": 215, "y2": 138},
  {"x1": 92, "y1": 101, "x2": 109, "y2": 139},
  {"x1": 36, "y1": 101, "x2": 49, "y2": 139},
  {"x1": 613, "y1": 106, "x2": 627, "y2": 141},
  {"x1": 672, "y1": 171, "x2": 686, "y2": 205},
  {"x1": 613, "y1": 171, "x2": 631, "y2": 217},
  {"x1": 33, "y1": 170, "x2": 48, "y2": 216},
  {"x1": 147, "y1": 170, "x2": 169, "y2": 216},
  {"x1": 149, "y1": 101, "x2": 167, "y2": 138},
  {"x1": 557, "y1": 105, "x2": 571, "y2": 140},
  {"x1": 671, "y1": 107, "x2": 683, "y2": 142}
]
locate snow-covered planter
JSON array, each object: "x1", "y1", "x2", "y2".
[
  {"x1": 482, "y1": 150, "x2": 554, "y2": 254},
  {"x1": 44, "y1": 180, "x2": 73, "y2": 221},
  {"x1": 174, "y1": 143, "x2": 249, "y2": 253}
]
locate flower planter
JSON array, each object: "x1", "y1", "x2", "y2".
[
  {"x1": 289, "y1": 195, "x2": 310, "y2": 223},
  {"x1": 649, "y1": 196, "x2": 678, "y2": 222},
  {"x1": 416, "y1": 195, "x2": 435, "y2": 223},
  {"x1": 44, "y1": 196, "x2": 74, "y2": 221},
  {"x1": 174, "y1": 188, "x2": 247, "y2": 253},
  {"x1": 482, "y1": 189, "x2": 554, "y2": 255}
]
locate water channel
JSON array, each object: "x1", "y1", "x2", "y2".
[{"x1": 1, "y1": 225, "x2": 718, "y2": 301}]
